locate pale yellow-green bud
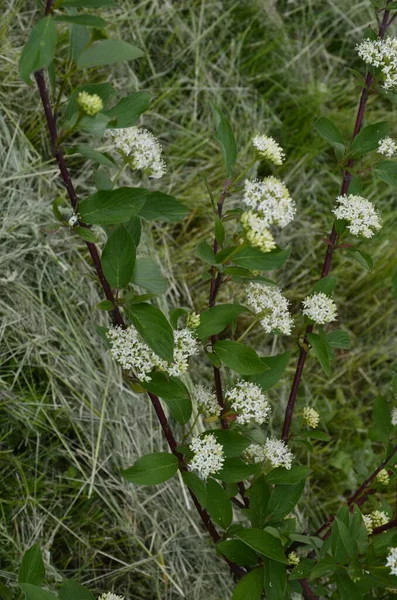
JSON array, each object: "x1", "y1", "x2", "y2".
[
  {"x1": 288, "y1": 551, "x2": 300, "y2": 566},
  {"x1": 77, "y1": 91, "x2": 103, "y2": 116},
  {"x1": 186, "y1": 311, "x2": 200, "y2": 329},
  {"x1": 376, "y1": 468, "x2": 390, "y2": 486}
]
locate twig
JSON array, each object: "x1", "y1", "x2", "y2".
[
  {"x1": 372, "y1": 518, "x2": 397, "y2": 535},
  {"x1": 281, "y1": 4, "x2": 393, "y2": 442}
]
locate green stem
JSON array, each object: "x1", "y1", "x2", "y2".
[
  {"x1": 236, "y1": 314, "x2": 260, "y2": 342},
  {"x1": 230, "y1": 158, "x2": 257, "y2": 189}
]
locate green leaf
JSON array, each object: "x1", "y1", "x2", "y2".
[
  {"x1": 18, "y1": 545, "x2": 45, "y2": 587},
  {"x1": 182, "y1": 471, "x2": 207, "y2": 507},
  {"x1": 263, "y1": 558, "x2": 287, "y2": 600},
  {"x1": 196, "y1": 241, "x2": 217, "y2": 265},
  {"x1": 236, "y1": 529, "x2": 288, "y2": 563},
  {"x1": 19, "y1": 17, "x2": 57, "y2": 85},
  {"x1": 69, "y1": 23, "x2": 90, "y2": 62},
  {"x1": 78, "y1": 113, "x2": 111, "y2": 137},
  {"x1": 312, "y1": 275, "x2": 336, "y2": 295},
  {"x1": 307, "y1": 333, "x2": 331, "y2": 376},
  {"x1": 95, "y1": 168, "x2": 113, "y2": 191},
  {"x1": 265, "y1": 481, "x2": 305, "y2": 524},
  {"x1": 19, "y1": 585, "x2": 58, "y2": 600},
  {"x1": 77, "y1": 40, "x2": 144, "y2": 69},
  {"x1": 97, "y1": 300, "x2": 113, "y2": 311},
  {"x1": 215, "y1": 217, "x2": 225, "y2": 246},
  {"x1": 327, "y1": 330, "x2": 351, "y2": 349},
  {"x1": 126, "y1": 303, "x2": 174, "y2": 362},
  {"x1": 196, "y1": 304, "x2": 248, "y2": 338},
  {"x1": 310, "y1": 555, "x2": 337, "y2": 580},
  {"x1": 59, "y1": 579, "x2": 94, "y2": 600},
  {"x1": 74, "y1": 226, "x2": 97, "y2": 242},
  {"x1": 375, "y1": 160, "x2": 397, "y2": 186},
  {"x1": 131, "y1": 257, "x2": 167, "y2": 295},
  {"x1": 140, "y1": 373, "x2": 192, "y2": 424},
  {"x1": 265, "y1": 466, "x2": 310, "y2": 485},
  {"x1": 289, "y1": 558, "x2": 314, "y2": 581},
  {"x1": 79, "y1": 187, "x2": 147, "y2": 225},
  {"x1": 54, "y1": 14, "x2": 108, "y2": 27},
  {"x1": 246, "y1": 476, "x2": 271, "y2": 528},
  {"x1": 122, "y1": 452, "x2": 178, "y2": 485},
  {"x1": 314, "y1": 117, "x2": 344, "y2": 158},
  {"x1": 216, "y1": 458, "x2": 259, "y2": 483},
  {"x1": 75, "y1": 144, "x2": 115, "y2": 168},
  {"x1": 105, "y1": 92, "x2": 152, "y2": 127},
  {"x1": 209, "y1": 101, "x2": 237, "y2": 177},
  {"x1": 138, "y1": 192, "x2": 189, "y2": 222},
  {"x1": 331, "y1": 518, "x2": 357, "y2": 563},
  {"x1": 245, "y1": 352, "x2": 290, "y2": 391},
  {"x1": 335, "y1": 568, "x2": 363, "y2": 600},
  {"x1": 232, "y1": 567, "x2": 264, "y2": 600},
  {"x1": 349, "y1": 122, "x2": 389, "y2": 158},
  {"x1": 205, "y1": 478, "x2": 233, "y2": 529},
  {"x1": 205, "y1": 430, "x2": 251, "y2": 458},
  {"x1": 217, "y1": 540, "x2": 258, "y2": 567},
  {"x1": 125, "y1": 216, "x2": 141, "y2": 247},
  {"x1": 213, "y1": 340, "x2": 267, "y2": 375},
  {"x1": 101, "y1": 225, "x2": 136, "y2": 288},
  {"x1": 371, "y1": 396, "x2": 392, "y2": 443},
  {"x1": 63, "y1": 0, "x2": 117, "y2": 6},
  {"x1": 232, "y1": 246, "x2": 290, "y2": 271},
  {"x1": 346, "y1": 248, "x2": 373, "y2": 271}
]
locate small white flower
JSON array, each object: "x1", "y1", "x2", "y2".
[
  {"x1": 243, "y1": 177, "x2": 296, "y2": 229},
  {"x1": 240, "y1": 211, "x2": 276, "y2": 253},
  {"x1": 104, "y1": 127, "x2": 166, "y2": 178},
  {"x1": 357, "y1": 37, "x2": 397, "y2": 90},
  {"x1": 252, "y1": 134, "x2": 285, "y2": 165},
  {"x1": 246, "y1": 282, "x2": 294, "y2": 335},
  {"x1": 186, "y1": 311, "x2": 200, "y2": 329},
  {"x1": 68, "y1": 215, "x2": 79, "y2": 228},
  {"x1": 193, "y1": 384, "x2": 221, "y2": 417},
  {"x1": 302, "y1": 292, "x2": 337, "y2": 325},
  {"x1": 166, "y1": 328, "x2": 199, "y2": 377},
  {"x1": 98, "y1": 594, "x2": 125, "y2": 600},
  {"x1": 376, "y1": 468, "x2": 390, "y2": 486},
  {"x1": 392, "y1": 408, "x2": 397, "y2": 426},
  {"x1": 288, "y1": 551, "x2": 300, "y2": 566},
  {"x1": 77, "y1": 91, "x2": 103, "y2": 116},
  {"x1": 263, "y1": 437, "x2": 294, "y2": 470},
  {"x1": 189, "y1": 434, "x2": 225, "y2": 479},
  {"x1": 371, "y1": 510, "x2": 389, "y2": 529},
  {"x1": 243, "y1": 443, "x2": 267, "y2": 464},
  {"x1": 225, "y1": 380, "x2": 271, "y2": 426},
  {"x1": 333, "y1": 194, "x2": 382, "y2": 238},
  {"x1": 303, "y1": 407, "x2": 320, "y2": 429},
  {"x1": 378, "y1": 136, "x2": 397, "y2": 158},
  {"x1": 386, "y1": 547, "x2": 397, "y2": 576}
]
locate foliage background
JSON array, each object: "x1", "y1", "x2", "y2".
[{"x1": 0, "y1": 0, "x2": 397, "y2": 598}]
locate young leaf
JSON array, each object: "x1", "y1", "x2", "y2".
[
  {"x1": 232, "y1": 246, "x2": 291, "y2": 271},
  {"x1": 101, "y1": 225, "x2": 136, "y2": 288},
  {"x1": 213, "y1": 340, "x2": 267, "y2": 375},
  {"x1": 18, "y1": 545, "x2": 45, "y2": 587},
  {"x1": 196, "y1": 241, "x2": 217, "y2": 265},
  {"x1": 209, "y1": 101, "x2": 237, "y2": 177},
  {"x1": 138, "y1": 192, "x2": 189, "y2": 222},
  {"x1": 349, "y1": 122, "x2": 389, "y2": 158},
  {"x1": 232, "y1": 567, "x2": 264, "y2": 600},
  {"x1": 327, "y1": 330, "x2": 351, "y2": 349},
  {"x1": 54, "y1": 14, "x2": 108, "y2": 27},
  {"x1": 79, "y1": 187, "x2": 147, "y2": 225},
  {"x1": 205, "y1": 478, "x2": 233, "y2": 529},
  {"x1": 140, "y1": 373, "x2": 192, "y2": 424},
  {"x1": 131, "y1": 257, "x2": 167, "y2": 294},
  {"x1": 217, "y1": 540, "x2": 258, "y2": 567},
  {"x1": 312, "y1": 275, "x2": 336, "y2": 295},
  {"x1": 74, "y1": 226, "x2": 97, "y2": 243},
  {"x1": 263, "y1": 558, "x2": 287, "y2": 600},
  {"x1": 195, "y1": 304, "x2": 248, "y2": 338},
  {"x1": 19, "y1": 17, "x2": 57, "y2": 85},
  {"x1": 245, "y1": 352, "x2": 290, "y2": 391},
  {"x1": 59, "y1": 579, "x2": 94, "y2": 600},
  {"x1": 19, "y1": 585, "x2": 58, "y2": 600},
  {"x1": 122, "y1": 452, "x2": 178, "y2": 485},
  {"x1": 314, "y1": 117, "x2": 344, "y2": 158},
  {"x1": 104, "y1": 92, "x2": 152, "y2": 128},
  {"x1": 215, "y1": 458, "x2": 259, "y2": 483},
  {"x1": 236, "y1": 529, "x2": 288, "y2": 563},
  {"x1": 126, "y1": 303, "x2": 174, "y2": 362},
  {"x1": 307, "y1": 332, "x2": 332, "y2": 376},
  {"x1": 182, "y1": 471, "x2": 207, "y2": 507},
  {"x1": 77, "y1": 40, "x2": 144, "y2": 68},
  {"x1": 346, "y1": 248, "x2": 373, "y2": 271},
  {"x1": 375, "y1": 160, "x2": 397, "y2": 187}
]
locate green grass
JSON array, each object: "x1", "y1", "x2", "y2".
[{"x1": 1, "y1": 0, "x2": 397, "y2": 598}]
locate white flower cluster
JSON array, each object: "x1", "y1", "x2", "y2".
[
  {"x1": 378, "y1": 136, "x2": 397, "y2": 158},
  {"x1": 98, "y1": 594, "x2": 124, "y2": 600},
  {"x1": 243, "y1": 443, "x2": 267, "y2": 464},
  {"x1": 387, "y1": 548, "x2": 397, "y2": 576},
  {"x1": 363, "y1": 510, "x2": 389, "y2": 534},
  {"x1": 263, "y1": 437, "x2": 294, "y2": 470},
  {"x1": 107, "y1": 326, "x2": 198, "y2": 381},
  {"x1": 392, "y1": 408, "x2": 397, "y2": 426},
  {"x1": 189, "y1": 434, "x2": 225, "y2": 480},
  {"x1": 243, "y1": 177, "x2": 296, "y2": 228},
  {"x1": 252, "y1": 134, "x2": 285, "y2": 165},
  {"x1": 357, "y1": 37, "x2": 397, "y2": 90},
  {"x1": 303, "y1": 407, "x2": 320, "y2": 429},
  {"x1": 77, "y1": 91, "x2": 103, "y2": 116},
  {"x1": 68, "y1": 214, "x2": 79, "y2": 228},
  {"x1": 193, "y1": 384, "x2": 221, "y2": 417},
  {"x1": 246, "y1": 282, "x2": 294, "y2": 335},
  {"x1": 333, "y1": 194, "x2": 382, "y2": 238},
  {"x1": 104, "y1": 126, "x2": 166, "y2": 178},
  {"x1": 376, "y1": 468, "x2": 390, "y2": 486},
  {"x1": 225, "y1": 380, "x2": 271, "y2": 425},
  {"x1": 240, "y1": 211, "x2": 276, "y2": 253},
  {"x1": 302, "y1": 292, "x2": 337, "y2": 325}
]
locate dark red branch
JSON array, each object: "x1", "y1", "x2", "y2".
[
  {"x1": 299, "y1": 579, "x2": 319, "y2": 600},
  {"x1": 372, "y1": 518, "x2": 397, "y2": 535}
]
